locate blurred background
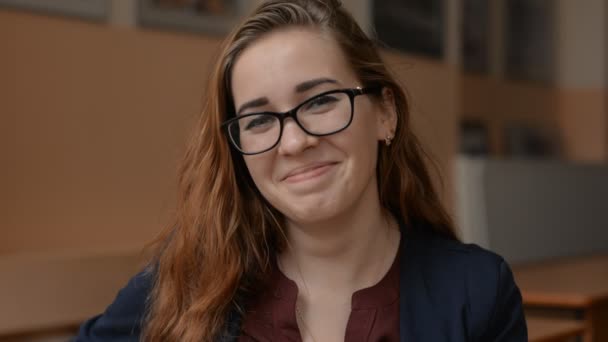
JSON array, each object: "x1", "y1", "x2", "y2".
[{"x1": 1, "y1": 0, "x2": 607, "y2": 341}]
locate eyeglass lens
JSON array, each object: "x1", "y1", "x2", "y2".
[{"x1": 228, "y1": 91, "x2": 352, "y2": 154}]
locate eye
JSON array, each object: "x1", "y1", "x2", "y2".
[
  {"x1": 303, "y1": 94, "x2": 340, "y2": 113},
  {"x1": 243, "y1": 115, "x2": 275, "y2": 131}
]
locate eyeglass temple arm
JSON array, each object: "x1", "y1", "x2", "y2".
[{"x1": 354, "y1": 86, "x2": 383, "y2": 95}]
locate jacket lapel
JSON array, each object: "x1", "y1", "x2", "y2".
[{"x1": 399, "y1": 229, "x2": 449, "y2": 342}]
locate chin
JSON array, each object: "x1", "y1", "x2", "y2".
[
  {"x1": 288, "y1": 210, "x2": 333, "y2": 225},
  {"x1": 280, "y1": 195, "x2": 345, "y2": 225}
]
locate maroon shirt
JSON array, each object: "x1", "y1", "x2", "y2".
[{"x1": 239, "y1": 249, "x2": 400, "y2": 341}]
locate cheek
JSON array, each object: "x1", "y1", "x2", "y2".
[
  {"x1": 350, "y1": 132, "x2": 378, "y2": 174},
  {"x1": 243, "y1": 154, "x2": 276, "y2": 193},
  {"x1": 344, "y1": 110, "x2": 381, "y2": 163}
]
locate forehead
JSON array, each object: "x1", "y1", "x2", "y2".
[{"x1": 230, "y1": 27, "x2": 357, "y2": 106}]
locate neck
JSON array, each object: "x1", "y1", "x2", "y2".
[{"x1": 278, "y1": 183, "x2": 401, "y2": 297}]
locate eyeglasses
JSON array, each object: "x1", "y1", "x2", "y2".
[{"x1": 221, "y1": 87, "x2": 380, "y2": 155}]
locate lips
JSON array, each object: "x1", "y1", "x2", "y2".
[{"x1": 282, "y1": 162, "x2": 338, "y2": 183}]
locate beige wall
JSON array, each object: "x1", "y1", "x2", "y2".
[
  {"x1": 557, "y1": 89, "x2": 607, "y2": 161},
  {"x1": 0, "y1": 10, "x2": 217, "y2": 253},
  {"x1": 0, "y1": 10, "x2": 459, "y2": 253}
]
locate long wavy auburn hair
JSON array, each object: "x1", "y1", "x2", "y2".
[{"x1": 143, "y1": 0, "x2": 457, "y2": 340}]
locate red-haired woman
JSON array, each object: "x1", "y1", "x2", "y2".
[{"x1": 76, "y1": 0, "x2": 527, "y2": 341}]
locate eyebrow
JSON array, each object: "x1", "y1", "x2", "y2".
[
  {"x1": 295, "y1": 77, "x2": 338, "y2": 92},
  {"x1": 236, "y1": 77, "x2": 339, "y2": 115}
]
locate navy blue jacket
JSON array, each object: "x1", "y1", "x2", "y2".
[{"x1": 75, "y1": 228, "x2": 527, "y2": 341}]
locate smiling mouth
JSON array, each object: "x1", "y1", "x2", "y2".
[{"x1": 283, "y1": 162, "x2": 338, "y2": 183}]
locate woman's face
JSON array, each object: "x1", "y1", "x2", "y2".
[{"x1": 230, "y1": 27, "x2": 395, "y2": 224}]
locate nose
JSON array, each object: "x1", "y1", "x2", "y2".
[{"x1": 277, "y1": 118, "x2": 318, "y2": 155}]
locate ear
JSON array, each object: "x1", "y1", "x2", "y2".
[{"x1": 376, "y1": 87, "x2": 398, "y2": 142}]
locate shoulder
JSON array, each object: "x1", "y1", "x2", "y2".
[
  {"x1": 401, "y1": 228, "x2": 527, "y2": 341},
  {"x1": 404, "y1": 227, "x2": 508, "y2": 284},
  {"x1": 74, "y1": 270, "x2": 153, "y2": 342},
  {"x1": 409, "y1": 228, "x2": 506, "y2": 280}
]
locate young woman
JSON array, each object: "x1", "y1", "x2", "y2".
[{"x1": 76, "y1": 0, "x2": 527, "y2": 341}]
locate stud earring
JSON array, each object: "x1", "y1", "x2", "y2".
[{"x1": 385, "y1": 134, "x2": 393, "y2": 146}]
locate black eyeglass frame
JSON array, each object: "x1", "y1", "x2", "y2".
[{"x1": 221, "y1": 86, "x2": 381, "y2": 155}]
